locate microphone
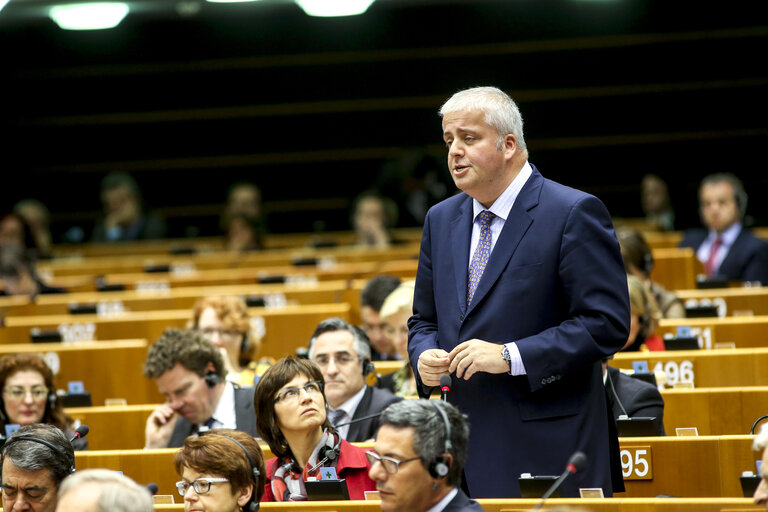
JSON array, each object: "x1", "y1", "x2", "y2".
[
  {"x1": 334, "y1": 411, "x2": 382, "y2": 428},
  {"x1": 440, "y1": 375, "x2": 451, "y2": 402},
  {"x1": 533, "y1": 451, "x2": 586, "y2": 510},
  {"x1": 146, "y1": 483, "x2": 159, "y2": 495},
  {"x1": 70, "y1": 425, "x2": 89, "y2": 443}
]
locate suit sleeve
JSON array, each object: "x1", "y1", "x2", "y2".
[
  {"x1": 742, "y1": 238, "x2": 768, "y2": 283},
  {"x1": 516, "y1": 195, "x2": 630, "y2": 392}
]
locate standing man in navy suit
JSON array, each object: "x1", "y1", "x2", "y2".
[
  {"x1": 679, "y1": 173, "x2": 768, "y2": 284},
  {"x1": 408, "y1": 86, "x2": 630, "y2": 498}
]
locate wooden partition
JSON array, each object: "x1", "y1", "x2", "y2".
[
  {"x1": 676, "y1": 288, "x2": 768, "y2": 317},
  {"x1": 661, "y1": 388, "x2": 768, "y2": 436},
  {"x1": 650, "y1": 248, "x2": 704, "y2": 291},
  {"x1": 0, "y1": 340, "x2": 162, "y2": 405},
  {"x1": 0, "y1": 303, "x2": 351, "y2": 360},
  {"x1": 657, "y1": 316, "x2": 768, "y2": 349}
]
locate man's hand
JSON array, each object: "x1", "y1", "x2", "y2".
[
  {"x1": 417, "y1": 349, "x2": 451, "y2": 386},
  {"x1": 449, "y1": 339, "x2": 509, "y2": 380},
  {"x1": 144, "y1": 404, "x2": 179, "y2": 449}
]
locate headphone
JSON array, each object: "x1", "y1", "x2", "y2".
[
  {"x1": 317, "y1": 433, "x2": 343, "y2": 464},
  {"x1": 428, "y1": 402, "x2": 453, "y2": 479},
  {"x1": 200, "y1": 434, "x2": 261, "y2": 512},
  {"x1": 361, "y1": 358, "x2": 375, "y2": 378},
  {"x1": 1, "y1": 434, "x2": 76, "y2": 474},
  {"x1": 204, "y1": 371, "x2": 222, "y2": 388}
]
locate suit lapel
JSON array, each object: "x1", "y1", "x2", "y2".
[
  {"x1": 348, "y1": 386, "x2": 372, "y2": 442},
  {"x1": 451, "y1": 197, "x2": 474, "y2": 315},
  {"x1": 466, "y1": 169, "x2": 542, "y2": 315}
]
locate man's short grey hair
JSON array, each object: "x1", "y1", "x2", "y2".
[
  {"x1": 0, "y1": 424, "x2": 75, "y2": 488},
  {"x1": 58, "y1": 469, "x2": 153, "y2": 512},
  {"x1": 754, "y1": 423, "x2": 768, "y2": 451},
  {"x1": 439, "y1": 86, "x2": 528, "y2": 153},
  {"x1": 308, "y1": 317, "x2": 372, "y2": 361},
  {"x1": 378, "y1": 400, "x2": 469, "y2": 488}
]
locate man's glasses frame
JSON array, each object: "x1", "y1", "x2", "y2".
[{"x1": 365, "y1": 450, "x2": 422, "y2": 474}]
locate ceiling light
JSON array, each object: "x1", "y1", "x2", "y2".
[
  {"x1": 206, "y1": 0, "x2": 262, "y2": 3},
  {"x1": 0, "y1": 0, "x2": 10, "y2": 14},
  {"x1": 49, "y1": 2, "x2": 129, "y2": 30},
  {"x1": 296, "y1": 0, "x2": 375, "y2": 17}
]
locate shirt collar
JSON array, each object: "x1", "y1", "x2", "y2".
[
  {"x1": 426, "y1": 487, "x2": 459, "y2": 512},
  {"x1": 707, "y1": 221, "x2": 741, "y2": 247},
  {"x1": 472, "y1": 161, "x2": 532, "y2": 221}
]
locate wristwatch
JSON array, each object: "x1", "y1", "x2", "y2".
[{"x1": 501, "y1": 345, "x2": 512, "y2": 371}]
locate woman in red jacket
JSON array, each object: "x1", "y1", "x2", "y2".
[{"x1": 254, "y1": 356, "x2": 376, "y2": 501}]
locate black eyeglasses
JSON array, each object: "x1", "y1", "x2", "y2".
[
  {"x1": 273, "y1": 380, "x2": 323, "y2": 404},
  {"x1": 366, "y1": 450, "x2": 421, "y2": 474},
  {"x1": 176, "y1": 477, "x2": 229, "y2": 496}
]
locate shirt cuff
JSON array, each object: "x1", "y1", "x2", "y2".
[{"x1": 507, "y1": 342, "x2": 526, "y2": 376}]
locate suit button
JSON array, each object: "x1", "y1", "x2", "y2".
[
  {"x1": 541, "y1": 378, "x2": 546, "y2": 385},
  {"x1": 459, "y1": 315, "x2": 464, "y2": 321}
]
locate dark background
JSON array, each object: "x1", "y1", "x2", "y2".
[{"x1": 2, "y1": 0, "x2": 766, "y2": 241}]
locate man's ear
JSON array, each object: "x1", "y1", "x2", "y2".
[{"x1": 503, "y1": 134, "x2": 518, "y2": 159}]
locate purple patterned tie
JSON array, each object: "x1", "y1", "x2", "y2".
[{"x1": 467, "y1": 210, "x2": 495, "y2": 306}]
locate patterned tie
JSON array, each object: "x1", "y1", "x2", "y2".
[
  {"x1": 328, "y1": 409, "x2": 346, "y2": 427},
  {"x1": 706, "y1": 236, "x2": 723, "y2": 277},
  {"x1": 467, "y1": 210, "x2": 495, "y2": 306}
]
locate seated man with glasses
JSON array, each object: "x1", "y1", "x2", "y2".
[
  {"x1": 143, "y1": 328, "x2": 258, "y2": 448},
  {"x1": 308, "y1": 318, "x2": 401, "y2": 442},
  {"x1": 369, "y1": 400, "x2": 482, "y2": 512}
]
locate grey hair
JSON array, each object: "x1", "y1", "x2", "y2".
[
  {"x1": 0, "y1": 424, "x2": 75, "y2": 487},
  {"x1": 378, "y1": 400, "x2": 469, "y2": 488},
  {"x1": 439, "y1": 86, "x2": 527, "y2": 153},
  {"x1": 308, "y1": 317, "x2": 371, "y2": 361},
  {"x1": 754, "y1": 423, "x2": 768, "y2": 451},
  {"x1": 58, "y1": 469, "x2": 153, "y2": 512}
]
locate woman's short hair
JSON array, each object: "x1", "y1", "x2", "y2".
[
  {"x1": 191, "y1": 296, "x2": 261, "y2": 364},
  {"x1": 254, "y1": 357, "x2": 332, "y2": 459},
  {"x1": 174, "y1": 429, "x2": 266, "y2": 505},
  {"x1": 0, "y1": 353, "x2": 69, "y2": 430}
]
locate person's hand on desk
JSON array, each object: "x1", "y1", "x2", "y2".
[
  {"x1": 144, "y1": 403, "x2": 179, "y2": 449},
  {"x1": 449, "y1": 339, "x2": 509, "y2": 380},
  {"x1": 417, "y1": 349, "x2": 450, "y2": 386}
]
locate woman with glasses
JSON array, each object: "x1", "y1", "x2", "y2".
[
  {"x1": 174, "y1": 429, "x2": 266, "y2": 512},
  {"x1": 191, "y1": 296, "x2": 272, "y2": 387},
  {"x1": 254, "y1": 356, "x2": 376, "y2": 501},
  {"x1": 0, "y1": 353, "x2": 88, "y2": 450}
]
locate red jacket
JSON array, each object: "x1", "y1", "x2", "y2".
[{"x1": 262, "y1": 439, "x2": 376, "y2": 501}]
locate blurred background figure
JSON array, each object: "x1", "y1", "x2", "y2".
[
  {"x1": 0, "y1": 211, "x2": 41, "y2": 257},
  {"x1": 360, "y1": 275, "x2": 401, "y2": 361},
  {"x1": 641, "y1": 174, "x2": 675, "y2": 231},
  {"x1": 351, "y1": 191, "x2": 397, "y2": 248},
  {"x1": 174, "y1": 429, "x2": 266, "y2": 512},
  {"x1": 222, "y1": 182, "x2": 266, "y2": 251},
  {"x1": 602, "y1": 355, "x2": 665, "y2": 436},
  {"x1": 616, "y1": 226, "x2": 685, "y2": 318},
  {"x1": 0, "y1": 353, "x2": 88, "y2": 450},
  {"x1": 13, "y1": 200, "x2": 53, "y2": 259},
  {"x1": 378, "y1": 281, "x2": 417, "y2": 397},
  {"x1": 191, "y1": 296, "x2": 269, "y2": 387},
  {"x1": 623, "y1": 275, "x2": 664, "y2": 352},
  {"x1": 56, "y1": 469, "x2": 154, "y2": 512},
  {"x1": 0, "y1": 244, "x2": 64, "y2": 296},
  {"x1": 91, "y1": 172, "x2": 166, "y2": 242}
]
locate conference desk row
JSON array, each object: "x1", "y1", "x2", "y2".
[{"x1": 71, "y1": 436, "x2": 762, "y2": 500}]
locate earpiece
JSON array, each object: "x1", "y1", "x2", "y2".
[
  {"x1": 427, "y1": 402, "x2": 452, "y2": 479},
  {"x1": 241, "y1": 333, "x2": 251, "y2": 355},
  {"x1": 48, "y1": 393, "x2": 57, "y2": 409},
  {"x1": 317, "y1": 434, "x2": 342, "y2": 463},
  {"x1": 361, "y1": 358, "x2": 375, "y2": 378},
  {"x1": 204, "y1": 371, "x2": 222, "y2": 388},
  {"x1": 214, "y1": 434, "x2": 261, "y2": 512}
]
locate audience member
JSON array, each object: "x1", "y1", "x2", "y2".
[
  {"x1": 360, "y1": 275, "x2": 402, "y2": 361},
  {"x1": 14, "y1": 200, "x2": 53, "y2": 259},
  {"x1": 308, "y1": 318, "x2": 401, "y2": 442},
  {"x1": 0, "y1": 211, "x2": 43, "y2": 260},
  {"x1": 640, "y1": 174, "x2": 675, "y2": 231},
  {"x1": 224, "y1": 182, "x2": 263, "y2": 221},
  {"x1": 174, "y1": 429, "x2": 266, "y2": 512},
  {"x1": 0, "y1": 354, "x2": 87, "y2": 450},
  {"x1": 1, "y1": 424, "x2": 75, "y2": 512},
  {"x1": 0, "y1": 245, "x2": 65, "y2": 296},
  {"x1": 191, "y1": 296, "x2": 269, "y2": 387},
  {"x1": 56, "y1": 469, "x2": 153, "y2": 512},
  {"x1": 254, "y1": 356, "x2": 376, "y2": 501},
  {"x1": 623, "y1": 275, "x2": 664, "y2": 352},
  {"x1": 378, "y1": 281, "x2": 418, "y2": 397},
  {"x1": 753, "y1": 423, "x2": 768, "y2": 509},
  {"x1": 222, "y1": 182, "x2": 266, "y2": 250},
  {"x1": 224, "y1": 214, "x2": 265, "y2": 252},
  {"x1": 351, "y1": 192, "x2": 397, "y2": 248},
  {"x1": 143, "y1": 329, "x2": 257, "y2": 448},
  {"x1": 368, "y1": 400, "x2": 482, "y2": 512},
  {"x1": 603, "y1": 356, "x2": 665, "y2": 436},
  {"x1": 679, "y1": 173, "x2": 768, "y2": 284},
  {"x1": 91, "y1": 172, "x2": 166, "y2": 242},
  {"x1": 616, "y1": 226, "x2": 684, "y2": 318}
]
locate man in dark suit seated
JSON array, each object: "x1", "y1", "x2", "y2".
[
  {"x1": 143, "y1": 328, "x2": 257, "y2": 448},
  {"x1": 369, "y1": 399, "x2": 483, "y2": 512},
  {"x1": 603, "y1": 357, "x2": 665, "y2": 436},
  {"x1": 308, "y1": 318, "x2": 401, "y2": 442},
  {"x1": 679, "y1": 173, "x2": 768, "y2": 284}
]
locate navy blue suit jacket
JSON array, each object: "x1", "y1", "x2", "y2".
[
  {"x1": 408, "y1": 166, "x2": 629, "y2": 498},
  {"x1": 679, "y1": 227, "x2": 768, "y2": 284}
]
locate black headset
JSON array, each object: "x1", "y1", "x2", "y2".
[
  {"x1": 204, "y1": 371, "x2": 222, "y2": 388},
  {"x1": 428, "y1": 402, "x2": 452, "y2": 479},
  {"x1": 361, "y1": 358, "x2": 375, "y2": 378},
  {"x1": 317, "y1": 433, "x2": 343, "y2": 465},
  {"x1": 213, "y1": 434, "x2": 261, "y2": 512},
  {"x1": 1, "y1": 434, "x2": 76, "y2": 474}
]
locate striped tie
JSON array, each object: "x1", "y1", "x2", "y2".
[{"x1": 467, "y1": 210, "x2": 495, "y2": 306}]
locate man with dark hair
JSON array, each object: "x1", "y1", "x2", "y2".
[
  {"x1": 91, "y1": 171, "x2": 166, "y2": 242},
  {"x1": 143, "y1": 328, "x2": 257, "y2": 448},
  {"x1": 360, "y1": 275, "x2": 402, "y2": 361},
  {"x1": 308, "y1": 318, "x2": 401, "y2": 442},
  {"x1": 679, "y1": 172, "x2": 768, "y2": 284},
  {"x1": 1, "y1": 424, "x2": 75, "y2": 512},
  {"x1": 369, "y1": 400, "x2": 482, "y2": 512}
]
